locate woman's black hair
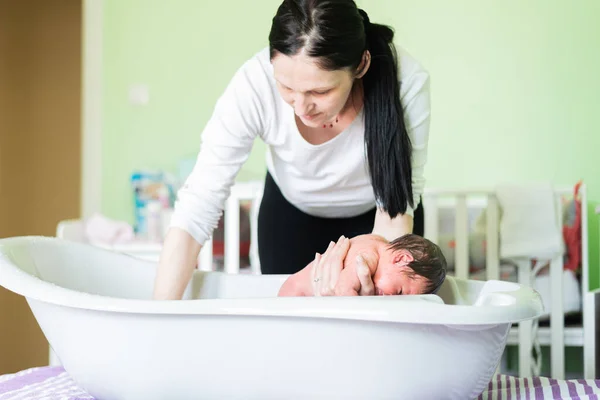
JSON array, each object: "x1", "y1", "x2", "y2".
[{"x1": 269, "y1": 0, "x2": 414, "y2": 218}]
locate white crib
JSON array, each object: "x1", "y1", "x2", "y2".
[
  {"x1": 55, "y1": 181, "x2": 599, "y2": 380},
  {"x1": 419, "y1": 186, "x2": 598, "y2": 380}
]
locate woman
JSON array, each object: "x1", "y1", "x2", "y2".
[{"x1": 153, "y1": 0, "x2": 430, "y2": 300}]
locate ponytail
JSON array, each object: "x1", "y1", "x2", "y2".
[{"x1": 359, "y1": 9, "x2": 413, "y2": 219}]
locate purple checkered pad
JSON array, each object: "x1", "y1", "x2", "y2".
[
  {"x1": 478, "y1": 374, "x2": 600, "y2": 400},
  {"x1": 0, "y1": 366, "x2": 92, "y2": 399},
  {"x1": 1, "y1": 366, "x2": 599, "y2": 399}
]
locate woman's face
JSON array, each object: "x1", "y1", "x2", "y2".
[{"x1": 271, "y1": 50, "x2": 356, "y2": 128}]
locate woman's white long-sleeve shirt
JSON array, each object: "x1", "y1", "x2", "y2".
[{"x1": 170, "y1": 46, "x2": 431, "y2": 246}]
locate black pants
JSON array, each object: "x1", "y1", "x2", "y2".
[{"x1": 257, "y1": 172, "x2": 424, "y2": 275}]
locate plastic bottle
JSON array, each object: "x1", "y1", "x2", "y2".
[{"x1": 146, "y1": 200, "x2": 163, "y2": 243}]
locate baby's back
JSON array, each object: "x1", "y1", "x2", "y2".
[{"x1": 341, "y1": 234, "x2": 384, "y2": 277}]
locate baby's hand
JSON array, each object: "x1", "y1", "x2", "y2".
[{"x1": 354, "y1": 255, "x2": 375, "y2": 296}]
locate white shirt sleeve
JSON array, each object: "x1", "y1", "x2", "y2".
[
  {"x1": 400, "y1": 66, "x2": 431, "y2": 218},
  {"x1": 169, "y1": 60, "x2": 266, "y2": 246}
]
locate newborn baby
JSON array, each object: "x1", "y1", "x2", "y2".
[{"x1": 278, "y1": 233, "x2": 447, "y2": 297}]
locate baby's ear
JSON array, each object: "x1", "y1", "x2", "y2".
[{"x1": 393, "y1": 250, "x2": 414, "y2": 266}]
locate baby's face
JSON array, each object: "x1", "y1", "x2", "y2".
[
  {"x1": 344, "y1": 234, "x2": 430, "y2": 296},
  {"x1": 372, "y1": 257, "x2": 430, "y2": 295}
]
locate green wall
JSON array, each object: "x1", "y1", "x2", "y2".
[{"x1": 102, "y1": 0, "x2": 600, "y2": 289}]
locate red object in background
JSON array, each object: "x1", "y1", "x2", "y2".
[
  {"x1": 211, "y1": 203, "x2": 252, "y2": 258},
  {"x1": 563, "y1": 181, "x2": 582, "y2": 272},
  {"x1": 212, "y1": 240, "x2": 250, "y2": 257}
]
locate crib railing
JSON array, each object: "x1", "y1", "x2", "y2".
[
  {"x1": 422, "y1": 190, "x2": 500, "y2": 282},
  {"x1": 197, "y1": 181, "x2": 263, "y2": 275},
  {"x1": 422, "y1": 188, "x2": 573, "y2": 380},
  {"x1": 202, "y1": 182, "x2": 595, "y2": 380}
]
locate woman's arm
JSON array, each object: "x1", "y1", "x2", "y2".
[
  {"x1": 169, "y1": 57, "x2": 268, "y2": 247},
  {"x1": 153, "y1": 228, "x2": 201, "y2": 300},
  {"x1": 153, "y1": 55, "x2": 270, "y2": 299},
  {"x1": 371, "y1": 208, "x2": 413, "y2": 241}
]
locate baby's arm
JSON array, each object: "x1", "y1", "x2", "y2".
[
  {"x1": 332, "y1": 254, "x2": 377, "y2": 296},
  {"x1": 331, "y1": 265, "x2": 361, "y2": 296},
  {"x1": 277, "y1": 263, "x2": 313, "y2": 296}
]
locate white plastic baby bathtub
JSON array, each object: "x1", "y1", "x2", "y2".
[{"x1": 0, "y1": 237, "x2": 544, "y2": 400}]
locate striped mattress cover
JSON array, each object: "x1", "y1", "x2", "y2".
[{"x1": 0, "y1": 366, "x2": 599, "y2": 399}]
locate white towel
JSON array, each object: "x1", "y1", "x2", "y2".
[
  {"x1": 495, "y1": 182, "x2": 564, "y2": 260},
  {"x1": 84, "y1": 213, "x2": 135, "y2": 245}
]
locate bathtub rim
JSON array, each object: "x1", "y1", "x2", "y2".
[{"x1": 0, "y1": 236, "x2": 544, "y2": 325}]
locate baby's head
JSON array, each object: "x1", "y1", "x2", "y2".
[{"x1": 372, "y1": 234, "x2": 447, "y2": 296}]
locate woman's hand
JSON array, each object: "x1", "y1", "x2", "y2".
[{"x1": 311, "y1": 235, "x2": 375, "y2": 296}]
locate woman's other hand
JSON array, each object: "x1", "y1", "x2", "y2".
[{"x1": 311, "y1": 236, "x2": 375, "y2": 296}]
